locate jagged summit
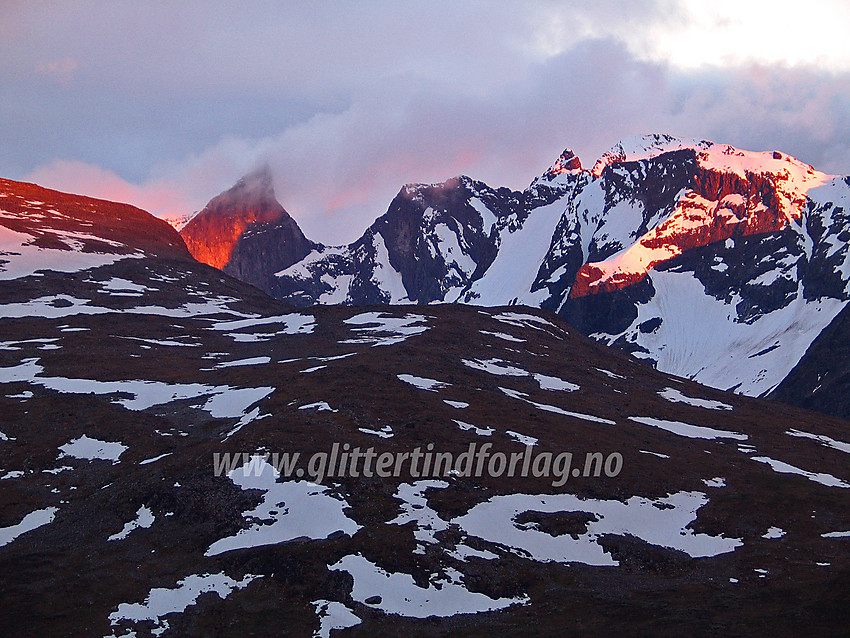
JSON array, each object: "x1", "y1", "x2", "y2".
[
  {"x1": 590, "y1": 133, "x2": 828, "y2": 185},
  {"x1": 543, "y1": 148, "x2": 583, "y2": 179},
  {"x1": 590, "y1": 134, "x2": 713, "y2": 176},
  {"x1": 218, "y1": 164, "x2": 277, "y2": 208},
  {"x1": 397, "y1": 175, "x2": 474, "y2": 201},
  {"x1": 571, "y1": 139, "x2": 834, "y2": 300},
  {"x1": 179, "y1": 166, "x2": 314, "y2": 290}
]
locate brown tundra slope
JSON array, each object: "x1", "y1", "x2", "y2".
[{"x1": 1, "y1": 177, "x2": 849, "y2": 637}]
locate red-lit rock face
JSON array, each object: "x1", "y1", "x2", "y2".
[
  {"x1": 181, "y1": 205, "x2": 285, "y2": 269},
  {"x1": 543, "y1": 149, "x2": 583, "y2": 180},
  {"x1": 0, "y1": 177, "x2": 190, "y2": 260},
  {"x1": 178, "y1": 166, "x2": 313, "y2": 293},
  {"x1": 180, "y1": 168, "x2": 287, "y2": 270},
  {"x1": 570, "y1": 146, "x2": 831, "y2": 298}
]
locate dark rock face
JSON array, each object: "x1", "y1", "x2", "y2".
[
  {"x1": 272, "y1": 176, "x2": 522, "y2": 306},
  {"x1": 224, "y1": 212, "x2": 315, "y2": 293},
  {"x1": 771, "y1": 301, "x2": 850, "y2": 417},
  {"x1": 561, "y1": 275, "x2": 656, "y2": 348},
  {"x1": 372, "y1": 177, "x2": 518, "y2": 303},
  {"x1": 801, "y1": 179, "x2": 850, "y2": 301},
  {"x1": 180, "y1": 166, "x2": 314, "y2": 293}
]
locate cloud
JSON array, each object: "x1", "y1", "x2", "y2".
[
  {"x1": 25, "y1": 38, "x2": 850, "y2": 245},
  {"x1": 7, "y1": 3, "x2": 850, "y2": 245},
  {"x1": 637, "y1": 0, "x2": 850, "y2": 71},
  {"x1": 25, "y1": 160, "x2": 193, "y2": 216}
]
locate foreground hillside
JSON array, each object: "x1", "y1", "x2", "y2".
[{"x1": 2, "y1": 179, "x2": 850, "y2": 636}]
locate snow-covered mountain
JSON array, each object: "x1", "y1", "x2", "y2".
[
  {"x1": 3, "y1": 176, "x2": 850, "y2": 636},
  {"x1": 273, "y1": 175, "x2": 529, "y2": 305},
  {"x1": 267, "y1": 150, "x2": 585, "y2": 307},
  {"x1": 553, "y1": 136, "x2": 849, "y2": 398},
  {"x1": 215, "y1": 135, "x2": 850, "y2": 406}
]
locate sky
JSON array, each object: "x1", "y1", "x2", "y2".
[{"x1": 3, "y1": 0, "x2": 850, "y2": 244}]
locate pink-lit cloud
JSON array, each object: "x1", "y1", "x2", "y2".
[{"x1": 26, "y1": 160, "x2": 192, "y2": 216}]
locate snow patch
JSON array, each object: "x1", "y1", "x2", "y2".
[
  {"x1": 628, "y1": 416, "x2": 747, "y2": 441},
  {"x1": 210, "y1": 313, "x2": 316, "y2": 339},
  {"x1": 59, "y1": 435, "x2": 127, "y2": 463},
  {"x1": 534, "y1": 373, "x2": 579, "y2": 392},
  {"x1": 108, "y1": 573, "x2": 260, "y2": 635},
  {"x1": 453, "y1": 490, "x2": 742, "y2": 565},
  {"x1": 751, "y1": 456, "x2": 850, "y2": 489},
  {"x1": 213, "y1": 356, "x2": 271, "y2": 369},
  {"x1": 822, "y1": 530, "x2": 850, "y2": 538},
  {"x1": 500, "y1": 387, "x2": 615, "y2": 425},
  {"x1": 444, "y1": 399, "x2": 469, "y2": 409},
  {"x1": 480, "y1": 330, "x2": 525, "y2": 343},
  {"x1": 0, "y1": 224, "x2": 143, "y2": 280},
  {"x1": 205, "y1": 457, "x2": 360, "y2": 556},
  {"x1": 762, "y1": 527, "x2": 785, "y2": 539},
  {"x1": 312, "y1": 600, "x2": 361, "y2": 637},
  {"x1": 343, "y1": 312, "x2": 429, "y2": 347},
  {"x1": 786, "y1": 429, "x2": 850, "y2": 454},
  {"x1": 108, "y1": 506, "x2": 155, "y2": 541},
  {"x1": 462, "y1": 358, "x2": 527, "y2": 376},
  {"x1": 388, "y1": 481, "x2": 450, "y2": 553},
  {"x1": 299, "y1": 402, "x2": 336, "y2": 412},
  {"x1": 398, "y1": 374, "x2": 449, "y2": 392},
  {"x1": 506, "y1": 430, "x2": 538, "y2": 447},
  {"x1": 329, "y1": 554, "x2": 526, "y2": 618},
  {"x1": 658, "y1": 387, "x2": 732, "y2": 410},
  {"x1": 0, "y1": 507, "x2": 58, "y2": 547},
  {"x1": 453, "y1": 420, "x2": 494, "y2": 436},
  {"x1": 359, "y1": 425, "x2": 393, "y2": 438}
]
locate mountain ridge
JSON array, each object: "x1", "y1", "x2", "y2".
[{"x1": 178, "y1": 135, "x2": 850, "y2": 415}]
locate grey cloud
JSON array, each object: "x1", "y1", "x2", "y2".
[{"x1": 3, "y1": 2, "x2": 850, "y2": 245}]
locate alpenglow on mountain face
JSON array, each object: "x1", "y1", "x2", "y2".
[
  {"x1": 180, "y1": 165, "x2": 315, "y2": 293},
  {"x1": 179, "y1": 134, "x2": 850, "y2": 410}
]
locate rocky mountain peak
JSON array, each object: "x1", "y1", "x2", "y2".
[
  {"x1": 544, "y1": 148, "x2": 583, "y2": 178},
  {"x1": 224, "y1": 164, "x2": 277, "y2": 207},
  {"x1": 179, "y1": 166, "x2": 313, "y2": 291},
  {"x1": 590, "y1": 134, "x2": 714, "y2": 177}
]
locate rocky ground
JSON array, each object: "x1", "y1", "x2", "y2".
[{"x1": 1, "y1": 179, "x2": 849, "y2": 636}]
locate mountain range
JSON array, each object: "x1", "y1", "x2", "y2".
[
  {"x1": 2, "y1": 175, "x2": 850, "y2": 635},
  {"x1": 178, "y1": 134, "x2": 850, "y2": 418}
]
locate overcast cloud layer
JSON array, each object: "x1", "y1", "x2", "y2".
[{"x1": 3, "y1": 1, "x2": 850, "y2": 243}]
